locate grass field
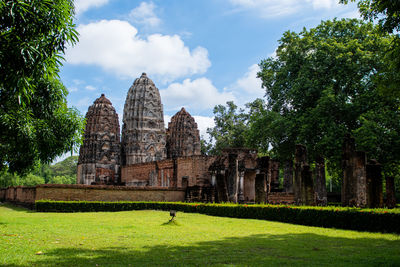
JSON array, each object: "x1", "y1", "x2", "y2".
[{"x1": 1, "y1": 203, "x2": 400, "y2": 266}]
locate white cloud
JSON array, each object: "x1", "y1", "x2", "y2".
[
  {"x1": 129, "y1": 2, "x2": 161, "y2": 27},
  {"x1": 65, "y1": 20, "x2": 210, "y2": 82},
  {"x1": 85, "y1": 85, "x2": 97, "y2": 91},
  {"x1": 74, "y1": 0, "x2": 109, "y2": 16},
  {"x1": 229, "y1": 0, "x2": 349, "y2": 18},
  {"x1": 68, "y1": 86, "x2": 78, "y2": 92},
  {"x1": 234, "y1": 64, "x2": 262, "y2": 95},
  {"x1": 160, "y1": 78, "x2": 235, "y2": 112},
  {"x1": 193, "y1": 115, "x2": 215, "y2": 138},
  {"x1": 226, "y1": 64, "x2": 264, "y2": 106}
]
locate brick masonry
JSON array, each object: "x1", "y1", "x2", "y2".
[{"x1": 1, "y1": 184, "x2": 185, "y2": 206}]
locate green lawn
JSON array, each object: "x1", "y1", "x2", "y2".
[{"x1": 1, "y1": 203, "x2": 400, "y2": 266}]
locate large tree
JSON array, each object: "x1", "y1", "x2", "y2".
[
  {"x1": 256, "y1": 19, "x2": 400, "y2": 177},
  {"x1": 340, "y1": 0, "x2": 400, "y2": 98},
  {"x1": 0, "y1": 0, "x2": 84, "y2": 174}
]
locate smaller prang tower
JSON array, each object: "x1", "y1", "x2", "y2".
[
  {"x1": 167, "y1": 107, "x2": 201, "y2": 158},
  {"x1": 121, "y1": 73, "x2": 167, "y2": 165},
  {"x1": 77, "y1": 94, "x2": 121, "y2": 185}
]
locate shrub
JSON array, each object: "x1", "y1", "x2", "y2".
[{"x1": 35, "y1": 201, "x2": 400, "y2": 234}]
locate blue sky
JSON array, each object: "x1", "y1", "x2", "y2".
[{"x1": 61, "y1": 0, "x2": 359, "y2": 141}]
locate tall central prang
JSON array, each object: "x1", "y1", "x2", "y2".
[{"x1": 121, "y1": 73, "x2": 167, "y2": 165}]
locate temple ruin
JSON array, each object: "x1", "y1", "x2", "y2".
[
  {"x1": 75, "y1": 73, "x2": 390, "y2": 207},
  {"x1": 121, "y1": 73, "x2": 167, "y2": 165},
  {"x1": 167, "y1": 107, "x2": 201, "y2": 158},
  {"x1": 77, "y1": 94, "x2": 121, "y2": 185}
]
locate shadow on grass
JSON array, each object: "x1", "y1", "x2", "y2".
[
  {"x1": 11, "y1": 233, "x2": 400, "y2": 267},
  {"x1": 0, "y1": 203, "x2": 35, "y2": 213}
]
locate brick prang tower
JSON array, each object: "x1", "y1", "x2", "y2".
[
  {"x1": 121, "y1": 73, "x2": 167, "y2": 165},
  {"x1": 77, "y1": 94, "x2": 121, "y2": 185},
  {"x1": 166, "y1": 107, "x2": 201, "y2": 158}
]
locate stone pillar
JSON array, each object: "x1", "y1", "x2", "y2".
[
  {"x1": 216, "y1": 170, "x2": 228, "y2": 202},
  {"x1": 354, "y1": 151, "x2": 367, "y2": 207},
  {"x1": 314, "y1": 156, "x2": 327, "y2": 206},
  {"x1": 366, "y1": 160, "x2": 383, "y2": 208},
  {"x1": 301, "y1": 164, "x2": 315, "y2": 205},
  {"x1": 341, "y1": 135, "x2": 368, "y2": 207},
  {"x1": 255, "y1": 156, "x2": 269, "y2": 203},
  {"x1": 255, "y1": 171, "x2": 266, "y2": 203},
  {"x1": 386, "y1": 176, "x2": 396, "y2": 209},
  {"x1": 238, "y1": 171, "x2": 245, "y2": 203},
  {"x1": 227, "y1": 154, "x2": 238, "y2": 202},
  {"x1": 283, "y1": 160, "x2": 293, "y2": 193},
  {"x1": 342, "y1": 135, "x2": 355, "y2": 206},
  {"x1": 269, "y1": 160, "x2": 280, "y2": 192},
  {"x1": 295, "y1": 145, "x2": 307, "y2": 204},
  {"x1": 211, "y1": 172, "x2": 216, "y2": 186}
]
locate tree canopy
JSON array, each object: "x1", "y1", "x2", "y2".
[
  {"x1": 205, "y1": 101, "x2": 249, "y2": 155},
  {"x1": 255, "y1": 19, "x2": 400, "y2": 175},
  {"x1": 0, "y1": 0, "x2": 84, "y2": 174}
]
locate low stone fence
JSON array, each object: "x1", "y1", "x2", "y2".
[{"x1": 0, "y1": 184, "x2": 186, "y2": 207}]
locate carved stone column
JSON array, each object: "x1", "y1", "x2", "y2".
[
  {"x1": 366, "y1": 160, "x2": 383, "y2": 208},
  {"x1": 314, "y1": 156, "x2": 327, "y2": 206},
  {"x1": 211, "y1": 171, "x2": 216, "y2": 186},
  {"x1": 301, "y1": 164, "x2": 315, "y2": 205},
  {"x1": 341, "y1": 135, "x2": 368, "y2": 207},
  {"x1": 216, "y1": 170, "x2": 228, "y2": 202},
  {"x1": 295, "y1": 144, "x2": 307, "y2": 204},
  {"x1": 283, "y1": 160, "x2": 293, "y2": 193},
  {"x1": 238, "y1": 171, "x2": 245, "y2": 203},
  {"x1": 386, "y1": 176, "x2": 396, "y2": 209}
]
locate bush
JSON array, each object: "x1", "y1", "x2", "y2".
[{"x1": 35, "y1": 201, "x2": 400, "y2": 234}]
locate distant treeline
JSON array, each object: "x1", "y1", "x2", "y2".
[{"x1": 0, "y1": 156, "x2": 78, "y2": 187}]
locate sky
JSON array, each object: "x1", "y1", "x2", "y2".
[{"x1": 60, "y1": 0, "x2": 360, "y2": 154}]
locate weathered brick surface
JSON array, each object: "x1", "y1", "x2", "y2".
[
  {"x1": 3, "y1": 186, "x2": 36, "y2": 204},
  {"x1": 77, "y1": 94, "x2": 121, "y2": 185},
  {"x1": 2, "y1": 184, "x2": 185, "y2": 204},
  {"x1": 267, "y1": 192, "x2": 295, "y2": 204},
  {"x1": 167, "y1": 108, "x2": 201, "y2": 158},
  {"x1": 122, "y1": 155, "x2": 214, "y2": 188}
]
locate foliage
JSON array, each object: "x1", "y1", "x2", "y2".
[
  {"x1": 0, "y1": 0, "x2": 84, "y2": 174},
  {"x1": 206, "y1": 101, "x2": 250, "y2": 155},
  {"x1": 0, "y1": 156, "x2": 78, "y2": 187},
  {"x1": 340, "y1": 0, "x2": 400, "y2": 34},
  {"x1": 2, "y1": 204, "x2": 400, "y2": 266},
  {"x1": 257, "y1": 19, "x2": 400, "y2": 177},
  {"x1": 340, "y1": 1, "x2": 400, "y2": 98},
  {"x1": 35, "y1": 201, "x2": 400, "y2": 234}
]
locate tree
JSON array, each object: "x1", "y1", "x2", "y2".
[
  {"x1": 340, "y1": 0, "x2": 400, "y2": 34},
  {"x1": 340, "y1": 0, "x2": 400, "y2": 98},
  {"x1": 257, "y1": 19, "x2": 400, "y2": 177},
  {"x1": 0, "y1": 0, "x2": 84, "y2": 174},
  {"x1": 206, "y1": 101, "x2": 249, "y2": 155}
]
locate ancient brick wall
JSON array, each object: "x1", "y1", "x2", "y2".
[
  {"x1": 175, "y1": 156, "x2": 211, "y2": 187},
  {"x1": 2, "y1": 185, "x2": 186, "y2": 204},
  {"x1": 122, "y1": 155, "x2": 213, "y2": 188},
  {"x1": 267, "y1": 192, "x2": 295, "y2": 204},
  {"x1": 3, "y1": 186, "x2": 36, "y2": 205},
  {"x1": 35, "y1": 185, "x2": 185, "y2": 202}
]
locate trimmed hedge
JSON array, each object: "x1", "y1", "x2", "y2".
[{"x1": 35, "y1": 200, "x2": 400, "y2": 234}]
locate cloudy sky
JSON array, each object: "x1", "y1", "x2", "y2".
[{"x1": 62, "y1": 0, "x2": 359, "y2": 140}]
